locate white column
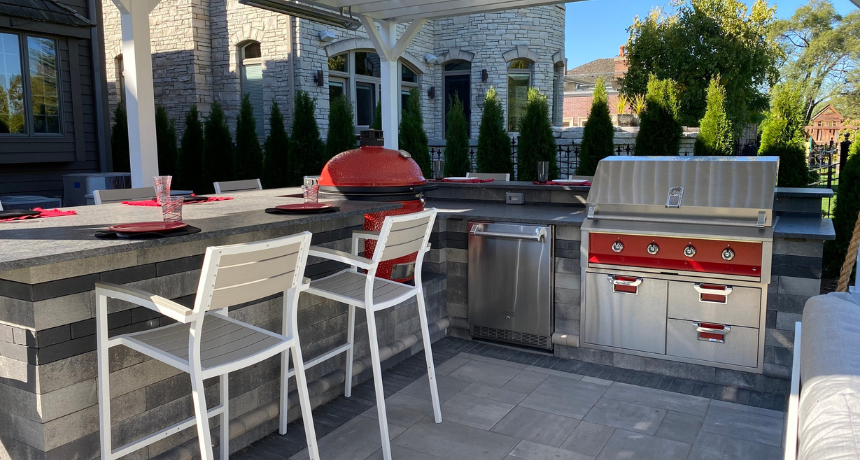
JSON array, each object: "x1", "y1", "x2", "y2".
[{"x1": 112, "y1": 0, "x2": 161, "y2": 187}]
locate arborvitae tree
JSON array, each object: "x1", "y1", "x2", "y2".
[
  {"x1": 234, "y1": 93, "x2": 263, "y2": 180},
  {"x1": 577, "y1": 77, "x2": 614, "y2": 176},
  {"x1": 111, "y1": 103, "x2": 130, "y2": 172},
  {"x1": 694, "y1": 76, "x2": 733, "y2": 156},
  {"x1": 825, "y1": 140, "x2": 860, "y2": 278},
  {"x1": 202, "y1": 101, "x2": 233, "y2": 193},
  {"x1": 517, "y1": 88, "x2": 559, "y2": 181},
  {"x1": 175, "y1": 105, "x2": 205, "y2": 192},
  {"x1": 262, "y1": 102, "x2": 291, "y2": 189},
  {"x1": 371, "y1": 100, "x2": 382, "y2": 130},
  {"x1": 476, "y1": 87, "x2": 514, "y2": 178},
  {"x1": 758, "y1": 83, "x2": 812, "y2": 187},
  {"x1": 444, "y1": 92, "x2": 470, "y2": 176},
  {"x1": 291, "y1": 90, "x2": 325, "y2": 184},
  {"x1": 326, "y1": 95, "x2": 356, "y2": 159},
  {"x1": 635, "y1": 75, "x2": 682, "y2": 156},
  {"x1": 155, "y1": 106, "x2": 178, "y2": 176},
  {"x1": 400, "y1": 87, "x2": 431, "y2": 177}
]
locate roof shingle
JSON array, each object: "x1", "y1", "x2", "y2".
[{"x1": 0, "y1": 0, "x2": 94, "y2": 28}]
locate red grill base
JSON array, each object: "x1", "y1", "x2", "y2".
[{"x1": 365, "y1": 199, "x2": 425, "y2": 282}]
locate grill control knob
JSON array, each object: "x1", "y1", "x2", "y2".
[
  {"x1": 612, "y1": 241, "x2": 624, "y2": 253},
  {"x1": 647, "y1": 243, "x2": 660, "y2": 255},
  {"x1": 684, "y1": 245, "x2": 697, "y2": 258},
  {"x1": 722, "y1": 248, "x2": 735, "y2": 261}
]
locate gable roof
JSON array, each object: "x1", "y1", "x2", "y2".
[
  {"x1": 811, "y1": 104, "x2": 842, "y2": 121},
  {"x1": 565, "y1": 57, "x2": 618, "y2": 88},
  {"x1": 0, "y1": 0, "x2": 94, "y2": 28}
]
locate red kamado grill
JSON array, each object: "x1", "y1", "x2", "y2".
[
  {"x1": 580, "y1": 156, "x2": 779, "y2": 374},
  {"x1": 318, "y1": 130, "x2": 434, "y2": 282}
]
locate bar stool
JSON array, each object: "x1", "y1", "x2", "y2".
[
  {"x1": 213, "y1": 179, "x2": 263, "y2": 194},
  {"x1": 303, "y1": 209, "x2": 442, "y2": 460},
  {"x1": 95, "y1": 232, "x2": 320, "y2": 460}
]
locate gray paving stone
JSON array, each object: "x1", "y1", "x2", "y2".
[
  {"x1": 508, "y1": 440, "x2": 593, "y2": 460},
  {"x1": 440, "y1": 392, "x2": 515, "y2": 430},
  {"x1": 708, "y1": 399, "x2": 784, "y2": 419},
  {"x1": 360, "y1": 393, "x2": 434, "y2": 427},
  {"x1": 582, "y1": 398, "x2": 666, "y2": 435},
  {"x1": 491, "y1": 406, "x2": 580, "y2": 448},
  {"x1": 701, "y1": 403, "x2": 784, "y2": 447},
  {"x1": 581, "y1": 376, "x2": 613, "y2": 386},
  {"x1": 687, "y1": 431, "x2": 783, "y2": 460},
  {"x1": 449, "y1": 360, "x2": 522, "y2": 388},
  {"x1": 655, "y1": 411, "x2": 703, "y2": 444},
  {"x1": 461, "y1": 382, "x2": 528, "y2": 405},
  {"x1": 502, "y1": 370, "x2": 549, "y2": 394},
  {"x1": 601, "y1": 382, "x2": 711, "y2": 416},
  {"x1": 433, "y1": 356, "x2": 469, "y2": 376},
  {"x1": 392, "y1": 417, "x2": 520, "y2": 460},
  {"x1": 363, "y1": 445, "x2": 448, "y2": 460},
  {"x1": 520, "y1": 376, "x2": 607, "y2": 419},
  {"x1": 595, "y1": 429, "x2": 691, "y2": 460},
  {"x1": 289, "y1": 410, "x2": 408, "y2": 460},
  {"x1": 398, "y1": 375, "x2": 469, "y2": 403},
  {"x1": 559, "y1": 421, "x2": 615, "y2": 457},
  {"x1": 458, "y1": 352, "x2": 529, "y2": 370},
  {"x1": 524, "y1": 365, "x2": 584, "y2": 381}
]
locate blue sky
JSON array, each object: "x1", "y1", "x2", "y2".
[{"x1": 565, "y1": 0, "x2": 859, "y2": 69}]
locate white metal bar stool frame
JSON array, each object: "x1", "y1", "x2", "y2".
[
  {"x1": 303, "y1": 208, "x2": 442, "y2": 460},
  {"x1": 95, "y1": 232, "x2": 320, "y2": 460},
  {"x1": 213, "y1": 179, "x2": 263, "y2": 194}
]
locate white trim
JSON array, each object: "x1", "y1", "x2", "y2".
[{"x1": 784, "y1": 321, "x2": 801, "y2": 460}]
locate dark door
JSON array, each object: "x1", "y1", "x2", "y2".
[{"x1": 444, "y1": 74, "x2": 471, "y2": 137}]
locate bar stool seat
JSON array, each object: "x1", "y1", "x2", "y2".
[{"x1": 307, "y1": 270, "x2": 416, "y2": 309}]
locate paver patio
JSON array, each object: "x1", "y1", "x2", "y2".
[{"x1": 234, "y1": 338, "x2": 785, "y2": 460}]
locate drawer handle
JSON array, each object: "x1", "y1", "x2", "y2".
[
  {"x1": 694, "y1": 322, "x2": 731, "y2": 343},
  {"x1": 694, "y1": 283, "x2": 733, "y2": 304},
  {"x1": 608, "y1": 275, "x2": 642, "y2": 294}
]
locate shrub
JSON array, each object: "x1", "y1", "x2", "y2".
[
  {"x1": 262, "y1": 102, "x2": 291, "y2": 189},
  {"x1": 202, "y1": 101, "x2": 233, "y2": 193},
  {"x1": 694, "y1": 76, "x2": 733, "y2": 156},
  {"x1": 825, "y1": 141, "x2": 860, "y2": 278},
  {"x1": 111, "y1": 102, "x2": 129, "y2": 172},
  {"x1": 399, "y1": 87, "x2": 431, "y2": 177},
  {"x1": 476, "y1": 87, "x2": 513, "y2": 178},
  {"x1": 635, "y1": 75, "x2": 682, "y2": 156},
  {"x1": 290, "y1": 90, "x2": 325, "y2": 184},
  {"x1": 326, "y1": 95, "x2": 356, "y2": 159},
  {"x1": 577, "y1": 77, "x2": 615, "y2": 176},
  {"x1": 155, "y1": 106, "x2": 178, "y2": 176},
  {"x1": 234, "y1": 93, "x2": 263, "y2": 180},
  {"x1": 371, "y1": 100, "x2": 382, "y2": 130},
  {"x1": 175, "y1": 105, "x2": 205, "y2": 192},
  {"x1": 444, "y1": 92, "x2": 470, "y2": 176},
  {"x1": 758, "y1": 82, "x2": 813, "y2": 187},
  {"x1": 517, "y1": 88, "x2": 559, "y2": 181}
]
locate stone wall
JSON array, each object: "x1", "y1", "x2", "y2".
[{"x1": 552, "y1": 126, "x2": 699, "y2": 155}]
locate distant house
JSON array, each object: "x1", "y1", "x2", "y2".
[
  {"x1": 806, "y1": 104, "x2": 854, "y2": 145},
  {"x1": 0, "y1": 0, "x2": 111, "y2": 199},
  {"x1": 563, "y1": 45, "x2": 628, "y2": 127}
]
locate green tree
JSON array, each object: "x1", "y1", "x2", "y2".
[
  {"x1": 476, "y1": 87, "x2": 514, "y2": 178},
  {"x1": 202, "y1": 101, "x2": 233, "y2": 193},
  {"x1": 155, "y1": 106, "x2": 178, "y2": 176},
  {"x1": 758, "y1": 82, "x2": 812, "y2": 187},
  {"x1": 620, "y1": 0, "x2": 780, "y2": 133},
  {"x1": 577, "y1": 77, "x2": 615, "y2": 175},
  {"x1": 291, "y1": 90, "x2": 325, "y2": 184},
  {"x1": 825, "y1": 140, "x2": 860, "y2": 278},
  {"x1": 371, "y1": 100, "x2": 382, "y2": 130},
  {"x1": 772, "y1": 0, "x2": 860, "y2": 123},
  {"x1": 517, "y1": 88, "x2": 559, "y2": 181},
  {"x1": 444, "y1": 92, "x2": 470, "y2": 177},
  {"x1": 694, "y1": 76, "x2": 734, "y2": 156},
  {"x1": 262, "y1": 102, "x2": 291, "y2": 189},
  {"x1": 234, "y1": 93, "x2": 263, "y2": 180},
  {"x1": 635, "y1": 75, "x2": 683, "y2": 156},
  {"x1": 175, "y1": 106, "x2": 205, "y2": 192},
  {"x1": 326, "y1": 95, "x2": 356, "y2": 159},
  {"x1": 111, "y1": 103, "x2": 130, "y2": 172},
  {"x1": 400, "y1": 87, "x2": 431, "y2": 177}
]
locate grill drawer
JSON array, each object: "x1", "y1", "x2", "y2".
[
  {"x1": 584, "y1": 273, "x2": 667, "y2": 354},
  {"x1": 667, "y1": 281, "x2": 761, "y2": 328},
  {"x1": 666, "y1": 319, "x2": 758, "y2": 367}
]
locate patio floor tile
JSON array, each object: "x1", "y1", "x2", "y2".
[
  {"x1": 601, "y1": 382, "x2": 711, "y2": 416},
  {"x1": 391, "y1": 416, "x2": 520, "y2": 460},
  {"x1": 582, "y1": 398, "x2": 667, "y2": 435},
  {"x1": 519, "y1": 376, "x2": 607, "y2": 419},
  {"x1": 440, "y1": 392, "x2": 515, "y2": 429},
  {"x1": 595, "y1": 429, "x2": 691, "y2": 460},
  {"x1": 491, "y1": 406, "x2": 581, "y2": 448},
  {"x1": 654, "y1": 411, "x2": 703, "y2": 444},
  {"x1": 433, "y1": 356, "x2": 469, "y2": 376},
  {"x1": 288, "y1": 415, "x2": 408, "y2": 460},
  {"x1": 559, "y1": 421, "x2": 615, "y2": 457},
  {"x1": 397, "y1": 374, "x2": 469, "y2": 403},
  {"x1": 508, "y1": 440, "x2": 594, "y2": 460},
  {"x1": 360, "y1": 393, "x2": 434, "y2": 427},
  {"x1": 501, "y1": 370, "x2": 549, "y2": 394},
  {"x1": 460, "y1": 382, "x2": 529, "y2": 405},
  {"x1": 362, "y1": 445, "x2": 448, "y2": 460},
  {"x1": 524, "y1": 365, "x2": 585, "y2": 381},
  {"x1": 701, "y1": 403, "x2": 784, "y2": 447},
  {"x1": 687, "y1": 431, "x2": 783, "y2": 460},
  {"x1": 448, "y1": 359, "x2": 522, "y2": 387}
]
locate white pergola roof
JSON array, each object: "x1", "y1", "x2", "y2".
[{"x1": 309, "y1": 0, "x2": 578, "y2": 23}]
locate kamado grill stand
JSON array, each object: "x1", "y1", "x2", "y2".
[
  {"x1": 318, "y1": 130, "x2": 436, "y2": 282},
  {"x1": 581, "y1": 156, "x2": 779, "y2": 373}
]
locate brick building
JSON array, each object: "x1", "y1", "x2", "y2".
[
  {"x1": 563, "y1": 45, "x2": 628, "y2": 127},
  {"x1": 805, "y1": 104, "x2": 854, "y2": 145}
]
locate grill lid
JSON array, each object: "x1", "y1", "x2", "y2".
[{"x1": 318, "y1": 130, "x2": 427, "y2": 189}]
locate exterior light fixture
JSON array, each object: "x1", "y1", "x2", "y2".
[
  {"x1": 428, "y1": 86, "x2": 435, "y2": 99},
  {"x1": 313, "y1": 70, "x2": 324, "y2": 86},
  {"x1": 238, "y1": 0, "x2": 361, "y2": 31},
  {"x1": 482, "y1": 69, "x2": 488, "y2": 83},
  {"x1": 319, "y1": 29, "x2": 336, "y2": 42},
  {"x1": 425, "y1": 53, "x2": 439, "y2": 64}
]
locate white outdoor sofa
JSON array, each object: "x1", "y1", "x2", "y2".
[{"x1": 785, "y1": 291, "x2": 860, "y2": 460}]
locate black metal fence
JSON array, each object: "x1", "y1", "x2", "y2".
[{"x1": 809, "y1": 138, "x2": 849, "y2": 218}]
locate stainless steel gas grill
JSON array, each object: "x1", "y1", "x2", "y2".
[{"x1": 580, "y1": 156, "x2": 779, "y2": 373}]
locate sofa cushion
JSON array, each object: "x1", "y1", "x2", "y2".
[{"x1": 799, "y1": 294, "x2": 860, "y2": 460}]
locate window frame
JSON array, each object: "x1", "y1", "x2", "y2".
[
  {"x1": 442, "y1": 59, "x2": 472, "y2": 137},
  {"x1": 0, "y1": 30, "x2": 64, "y2": 137},
  {"x1": 506, "y1": 58, "x2": 534, "y2": 132},
  {"x1": 238, "y1": 41, "x2": 265, "y2": 139}
]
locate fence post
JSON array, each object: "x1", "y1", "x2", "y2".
[{"x1": 841, "y1": 132, "x2": 851, "y2": 173}]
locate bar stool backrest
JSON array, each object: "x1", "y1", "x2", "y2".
[
  {"x1": 193, "y1": 232, "x2": 312, "y2": 315},
  {"x1": 213, "y1": 179, "x2": 263, "y2": 194},
  {"x1": 373, "y1": 209, "x2": 437, "y2": 264},
  {"x1": 93, "y1": 187, "x2": 156, "y2": 204},
  {"x1": 466, "y1": 172, "x2": 510, "y2": 181}
]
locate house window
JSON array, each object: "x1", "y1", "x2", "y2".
[
  {"x1": 443, "y1": 60, "x2": 471, "y2": 136},
  {"x1": 507, "y1": 58, "x2": 533, "y2": 131},
  {"x1": 328, "y1": 51, "x2": 421, "y2": 131},
  {"x1": 0, "y1": 32, "x2": 61, "y2": 135},
  {"x1": 240, "y1": 41, "x2": 264, "y2": 138}
]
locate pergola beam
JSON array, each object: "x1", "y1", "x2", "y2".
[{"x1": 325, "y1": 0, "x2": 575, "y2": 21}]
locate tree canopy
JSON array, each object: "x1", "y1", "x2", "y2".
[
  {"x1": 694, "y1": 76, "x2": 733, "y2": 156},
  {"x1": 620, "y1": 0, "x2": 780, "y2": 133},
  {"x1": 326, "y1": 95, "x2": 356, "y2": 159},
  {"x1": 758, "y1": 82, "x2": 812, "y2": 187},
  {"x1": 517, "y1": 88, "x2": 559, "y2": 180},
  {"x1": 577, "y1": 77, "x2": 615, "y2": 175},
  {"x1": 444, "y1": 92, "x2": 471, "y2": 177},
  {"x1": 476, "y1": 87, "x2": 514, "y2": 178},
  {"x1": 234, "y1": 93, "x2": 263, "y2": 180},
  {"x1": 400, "y1": 88, "x2": 431, "y2": 177},
  {"x1": 635, "y1": 75, "x2": 683, "y2": 156}
]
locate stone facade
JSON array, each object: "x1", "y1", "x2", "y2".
[{"x1": 101, "y1": 2, "x2": 566, "y2": 143}]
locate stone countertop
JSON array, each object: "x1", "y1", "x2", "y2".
[
  {"x1": 429, "y1": 180, "x2": 592, "y2": 192},
  {"x1": 0, "y1": 188, "x2": 399, "y2": 272},
  {"x1": 773, "y1": 215, "x2": 836, "y2": 240}
]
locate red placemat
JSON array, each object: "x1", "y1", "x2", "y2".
[
  {"x1": 442, "y1": 178, "x2": 494, "y2": 183},
  {"x1": 532, "y1": 180, "x2": 592, "y2": 186},
  {"x1": 0, "y1": 208, "x2": 77, "y2": 222},
  {"x1": 122, "y1": 196, "x2": 233, "y2": 206}
]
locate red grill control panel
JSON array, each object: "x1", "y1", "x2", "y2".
[{"x1": 589, "y1": 233, "x2": 763, "y2": 277}]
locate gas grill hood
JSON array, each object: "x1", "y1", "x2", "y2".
[{"x1": 585, "y1": 156, "x2": 779, "y2": 229}]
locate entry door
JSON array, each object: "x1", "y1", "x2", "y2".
[{"x1": 444, "y1": 74, "x2": 471, "y2": 137}]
